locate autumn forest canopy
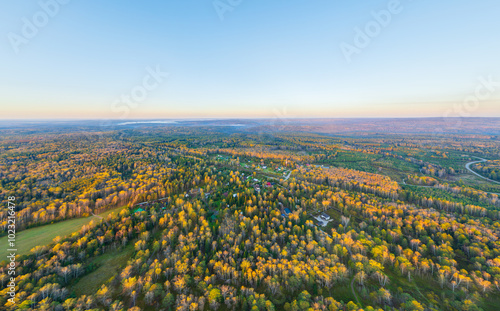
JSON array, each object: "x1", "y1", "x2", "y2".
[{"x1": 1, "y1": 118, "x2": 500, "y2": 311}]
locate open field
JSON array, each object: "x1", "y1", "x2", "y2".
[
  {"x1": 70, "y1": 243, "x2": 135, "y2": 297},
  {"x1": 0, "y1": 205, "x2": 127, "y2": 261},
  {"x1": 448, "y1": 172, "x2": 500, "y2": 193}
]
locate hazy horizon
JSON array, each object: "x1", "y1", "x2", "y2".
[{"x1": 2, "y1": 116, "x2": 500, "y2": 121}]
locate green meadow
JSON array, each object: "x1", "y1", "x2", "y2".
[{"x1": 0, "y1": 206, "x2": 127, "y2": 261}]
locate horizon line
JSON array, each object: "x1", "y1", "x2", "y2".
[{"x1": 2, "y1": 116, "x2": 500, "y2": 122}]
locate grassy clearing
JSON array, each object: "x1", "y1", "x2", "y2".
[
  {"x1": 448, "y1": 172, "x2": 500, "y2": 193},
  {"x1": 481, "y1": 293, "x2": 500, "y2": 311},
  {"x1": 99, "y1": 205, "x2": 128, "y2": 218},
  {"x1": 70, "y1": 243, "x2": 135, "y2": 297},
  {"x1": 0, "y1": 205, "x2": 127, "y2": 260},
  {"x1": 329, "y1": 281, "x2": 356, "y2": 304}
]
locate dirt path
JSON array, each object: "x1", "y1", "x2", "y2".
[
  {"x1": 400, "y1": 178, "x2": 434, "y2": 188},
  {"x1": 350, "y1": 277, "x2": 361, "y2": 306},
  {"x1": 91, "y1": 212, "x2": 103, "y2": 219}
]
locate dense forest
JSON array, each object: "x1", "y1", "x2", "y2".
[{"x1": 1, "y1": 123, "x2": 500, "y2": 310}]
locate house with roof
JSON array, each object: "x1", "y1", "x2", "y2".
[{"x1": 320, "y1": 213, "x2": 331, "y2": 221}]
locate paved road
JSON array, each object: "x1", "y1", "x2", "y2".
[
  {"x1": 464, "y1": 156, "x2": 500, "y2": 185},
  {"x1": 402, "y1": 156, "x2": 500, "y2": 195}
]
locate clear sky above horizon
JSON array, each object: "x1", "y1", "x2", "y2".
[{"x1": 1, "y1": 0, "x2": 499, "y2": 119}]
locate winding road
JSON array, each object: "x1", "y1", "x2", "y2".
[
  {"x1": 464, "y1": 156, "x2": 500, "y2": 185},
  {"x1": 398, "y1": 157, "x2": 500, "y2": 197}
]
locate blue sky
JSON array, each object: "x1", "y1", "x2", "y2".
[{"x1": 1, "y1": 0, "x2": 499, "y2": 119}]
